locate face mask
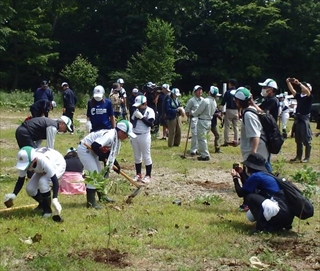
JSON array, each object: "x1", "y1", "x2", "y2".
[
  {"x1": 261, "y1": 88, "x2": 268, "y2": 97},
  {"x1": 94, "y1": 96, "x2": 102, "y2": 102}
]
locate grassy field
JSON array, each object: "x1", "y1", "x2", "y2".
[{"x1": 0, "y1": 107, "x2": 319, "y2": 271}]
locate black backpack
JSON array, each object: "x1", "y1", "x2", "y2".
[
  {"x1": 273, "y1": 176, "x2": 314, "y2": 220},
  {"x1": 243, "y1": 108, "x2": 284, "y2": 154}
]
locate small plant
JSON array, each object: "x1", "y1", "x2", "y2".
[
  {"x1": 290, "y1": 165, "x2": 319, "y2": 199},
  {"x1": 84, "y1": 166, "x2": 114, "y2": 195},
  {"x1": 195, "y1": 195, "x2": 223, "y2": 205},
  {"x1": 273, "y1": 154, "x2": 286, "y2": 176}
]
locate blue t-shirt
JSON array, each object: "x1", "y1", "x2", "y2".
[
  {"x1": 243, "y1": 171, "x2": 280, "y2": 194},
  {"x1": 295, "y1": 93, "x2": 313, "y2": 115},
  {"x1": 87, "y1": 99, "x2": 114, "y2": 131}
]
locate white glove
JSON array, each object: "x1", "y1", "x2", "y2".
[
  {"x1": 134, "y1": 110, "x2": 143, "y2": 119},
  {"x1": 4, "y1": 193, "x2": 16, "y2": 202},
  {"x1": 52, "y1": 198, "x2": 62, "y2": 215},
  {"x1": 85, "y1": 121, "x2": 92, "y2": 132}
]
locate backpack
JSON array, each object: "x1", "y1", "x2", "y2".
[
  {"x1": 274, "y1": 176, "x2": 314, "y2": 220},
  {"x1": 242, "y1": 108, "x2": 284, "y2": 154}
]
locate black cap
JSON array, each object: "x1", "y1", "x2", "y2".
[
  {"x1": 41, "y1": 80, "x2": 48, "y2": 86},
  {"x1": 243, "y1": 153, "x2": 267, "y2": 172}
]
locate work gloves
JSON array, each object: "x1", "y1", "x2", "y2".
[
  {"x1": 52, "y1": 198, "x2": 62, "y2": 215},
  {"x1": 4, "y1": 193, "x2": 16, "y2": 207},
  {"x1": 85, "y1": 121, "x2": 92, "y2": 133},
  {"x1": 133, "y1": 110, "x2": 143, "y2": 119}
]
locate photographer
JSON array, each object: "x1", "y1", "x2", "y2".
[{"x1": 110, "y1": 83, "x2": 124, "y2": 119}]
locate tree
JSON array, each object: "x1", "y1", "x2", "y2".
[{"x1": 125, "y1": 18, "x2": 180, "y2": 86}]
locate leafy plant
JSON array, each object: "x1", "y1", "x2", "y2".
[
  {"x1": 272, "y1": 154, "x2": 286, "y2": 176},
  {"x1": 84, "y1": 166, "x2": 113, "y2": 194}
]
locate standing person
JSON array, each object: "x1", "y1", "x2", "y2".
[
  {"x1": 221, "y1": 79, "x2": 239, "y2": 146},
  {"x1": 110, "y1": 83, "x2": 124, "y2": 119},
  {"x1": 252, "y1": 78, "x2": 279, "y2": 122},
  {"x1": 185, "y1": 85, "x2": 204, "y2": 156},
  {"x1": 33, "y1": 80, "x2": 54, "y2": 117},
  {"x1": 15, "y1": 116, "x2": 72, "y2": 149},
  {"x1": 165, "y1": 88, "x2": 184, "y2": 147},
  {"x1": 129, "y1": 87, "x2": 143, "y2": 122},
  {"x1": 157, "y1": 84, "x2": 171, "y2": 140},
  {"x1": 116, "y1": 78, "x2": 128, "y2": 119},
  {"x1": 77, "y1": 120, "x2": 136, "y2": 209},
  {"x1": 230, "y1": 153, "x2": 294, "y2": 232},
  {"x1": 286, "y1": 78, "x2": 313, "y2": 163},
  {"x1": 192, "y1": 86, "x2": 217, "y2": 161},
  {"x1": 4, "y1": 146, "x2": 66, "y2": 220},
  {"x1": 30, "y1": 99, "x2": 56, "y2": 118},
  {"x1": 277, "y1": 93, "x2": 290, "y2": 139},
  {"x1": 61, "y1": 82, "x2": 77, "y2": 133},
  {"x1": 131, "y1": 95, "x2": 155, "y2": 184},
  {"x1": 210, "y1": 88, "x2": 223, "y2": 153},
  {"x1": 86, "y1": 85, "x2": 115, "y2": 132}
]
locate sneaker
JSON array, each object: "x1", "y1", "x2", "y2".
[
  {"x1": 190, "y1": 152, "x2": 197, "y2": 157},
  {"x1": 238, "y1": 204, "x2": 249, "y2": 212},
  {"x1": 133, "y1": 174, "x2": 143, "y2": 182},
  {"x1": 141, "y1": 175, "x2": 151, "y2": 184},
  {"x1": 197, "y1": 156, "x2": 210, "y2": 161},
  {"x1": 42, "y1": 213, "x2": 52, "y2": 218},
  {"x1": 290, "y1": 157, "x2": 301, "y2": 162},
  {"x1": 221, "y1": 143, "x2": 229, "y2": 147},
  {"x1": 301, "y1": 158, "x2": 309, "y2": 163}
]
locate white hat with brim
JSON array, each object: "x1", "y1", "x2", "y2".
[
  {"x1": 171, "y1": 88, "x2": 181, "y2": 96},
  {"x1": 61, "y1": 82, "x2": 68, "y2": 87},
  {"x1": 258, "y1": 78, "x2": 278, "y2": 90},
  {"x1": 15, "y1": 146, "x2": 35, "y2": 171},
  {"x1": 116, "y1": 120, "x2": 136, "y2": 138},
  {"x1": 133, "y1": 95, "x2": 147, "y2": 107},
  {"x1": 60, "y1": 116, "x2": 73, "y2": 132}
]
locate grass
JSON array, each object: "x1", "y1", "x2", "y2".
[{"x1": 0, "y1": 107, "x2": 319, "y2": 271}]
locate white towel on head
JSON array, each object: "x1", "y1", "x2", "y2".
[{"x1": 262, "y1": 198, "x2": 280, "y2": 221}]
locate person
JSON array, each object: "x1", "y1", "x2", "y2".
[
  {"x1": 33, "y1": 80, "x2": 54, "y2": 117},
  {"x1": 116, "y1": 78, "x2": 128, "y2": 119},
  {"x1": 277, "y1": 93, "x2": 290, "y2": 139},
  {"x1": 110, "y1": 82, "x2": 124, "y2": 119},
  {"x1": 59, "y1": 147, "x2": 86, "y2": 195},
  {"x1": 131, "y1": 95, "x2": 155, "y2": 184},
  {"x1": 157, "y1": 84, "x2": 171, "y2": 140},
  {"x1": 29, "y1": 99, "x2": 56, "y2": 118},
  {"x1": 86, "y1": 85, "x2": 115, "y2": 133},
  {"x1": 185, "y1": 85, "x2": 204, "y2": 155},
  {"x1": 233, "y1": 87, "x2": 271, "y2": 171},
  {"x1": 221, "y1": 79, "x2": 239, "y2": 146},
  {"x1": 165, "y1": 88, "x2": 184, "y2": 147},
  {"x1": 210, "y1": 89, "x2": 223, "y2": 153},
  {"x1": 129, "y1": 87, "x2": 144, "y2": 122},
  {"x1": 4, "y1": 146, "x2": 66, "y2": 219},
  {"x1": 230, "y1": 153, "x2": 294, "y2": 232},
  {"x1": 286, "y1": 78, "x2": 313, "y2": 163},
  {"x1": 61, "y1": 82, "x2": 77, "y2": 132},
  {"x1": 192, "y1": 86, "x2": 217, "y2": 161},
  {"x1": 252, "y1": 78, "x2": 279, "y2": 122},
  {"x1": 143, "y1": 82, "x2": 159, "y2": 119},
  {"x1": 77, "y1": 120, "x2": 136, "y2": 209},
  {"x1": 15, "y1": 116, "x2": 72, "y2": 149}
]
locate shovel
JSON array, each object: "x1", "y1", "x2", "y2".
[{"x1": 180, "y1": 117, "x2": 192, "y2": 159}]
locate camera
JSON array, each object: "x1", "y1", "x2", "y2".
[
  {"x1": 232, "y1": 163, "x2": 240, "y2": 170},
  {"x1": 288, "y1": 78, "x2": 295, "y2": 83}
]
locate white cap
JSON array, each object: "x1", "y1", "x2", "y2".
[
  {"x1": 117, "y1": 78, "x2": 124, "y2": 84},
  {"x1": 60, "y1": 116, "x2": 73, "y2": 132},
  {"x1": 132, "y1": 88, "x2": 139, "y2": 94},
  {"x1": 116, "y1": 120, "x2": 136, "y2": 138},
  {"x1": 234, "y1": 87, "x2": 251, "y2": 101},
  {"x1": 61, "y1": 82, "x2": 68, "y2": 87},
  {"x1": 146, "y1": 82, "x2": 155, "y2": 88},
  {"x1": 51, "y1": 101, "x2": 57, "y2": 108},
  {"x1": 15, "y1": 146, "x2": 36, "y2": 171},
  {"x1": 258, "y1": 78, "x2": 278, "y2": 90},
  {"x1": 93, "y1": 85, "x2": 105, "y2": 99},
  {"x1": 133, "y1": 95, "x2": 147, "y2": 107},
  {"x1": 171, "y1": 88, "x2": 181, "y2": 96},
  {"x1": 306, "y1": 83, "x2": 312, "y2": 91},
  {"x1": 193, "y1": 85, "x2": 202, "y2": 92},
  {"x1": 209, "y1": 86, "x2": 221, "y2": 96},
  {"x1": 162, "y1": 84, "x2": 170, "y2": 91}
]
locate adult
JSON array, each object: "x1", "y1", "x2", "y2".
[
  {"x1": 230, "y1": 153, "x2": 294, "y2": 232},
  {"x1": 165, "y1": 88, "x2": 184, "y2": 147},
  {"x1": 192, "y1": 86, "x2": 217, "y2": 161},
  {"x1": 59, "y1": 148, "x2": 86, "y2": 195},
  {"x1": 185, "y1": 85, "x2": 204, "y2": 155},
  {"x1": 116, "y1": 78, "x2": 128, "y2": 119},
  {"x1": 252, "y1": 78, "x2": 279, "y2": 122},
  {"x1": 157, "y1": 84, "x2": 171, "y2": 140},
  {"x1": 4, "y1": 146, "x2": 66, "y2": 219},
  {"x1": 86, "y1": 85, "x2": 115, "y2": 132},
  {"x1": 210, "y1": 88, "x2": 223, "y2": 153},
  {"x1": 131, "y1": 95, "x2": 155, "y2": 184},
  {"x1": 15, "y1": 116, "x2": 72, "y2": 149},
  {"x1": 286, "y1": 78, "x2": 313, "y2": 163},
  {"x1": 143, "y1": 82, "x2": 159, "y2": 118},
  {"x1": 33, "y1": 80, "x2": 54, "y2": 117},
  {"x1": 277, "y1": 93, "x2": 290, "y2": 139},
  {"x1": 77, "y1": 120, "x2": 136, "y2": 209},
  {"x1": 221, "y1": 79, "x2": 239, "y2": 146},
  {"x1": 109, "y1": 82, "x2": 124, "y2": 119},
  {"x1": 128, "y1": 87, "x2": 143, "y2": 122},
  {"x1": 30, "y1": 99, "x2": 56, "y2": 118},
  {"x1": 61, "y1": 82, "x2": 77, "y2": 132}
]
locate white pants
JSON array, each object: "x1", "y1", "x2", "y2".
[
  {"x1": 131, "y1": 132, "x2": 152, "y2": 165},
  {"x1": 197, "y1": 119, "x2": 211, "y2": 157},
  {"x1": 281, "y1": 112, "x2": 290, "y2": 130},
  {"x1": 190, "y1": 117, "x2": 198, "y2": 153},
  {"x1": 77, "y1": 144, "x2": 102, "y2": 189}
]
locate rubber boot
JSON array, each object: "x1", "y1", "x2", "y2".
[
  {"x1": 97, "y1": 191, "x2": 115, "y2": 203},
  {"x1": 302, "y1": 145, "x2": 311, "y2": 163},
  {"x1": 282, "y1": 129, "x2": 287, "y2": 139},
  {"x1": 290, "y1": 144, "x2": 303, "y2": 162},
  {"x1": 86, "y1": 189, "x2": 102, "y2": 209},
  {"x1": 32, "y1": 190, "x2": 43, "y2": 212},
  {"x1": 41, "y1": 194, "x2": 52, "y2": 218},
  {"x1": 215, "y1": 147, "x2": 222, "y2": 153}
]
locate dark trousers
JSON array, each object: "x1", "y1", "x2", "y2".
[{"x1": 15, "y1": 126, "x2": 37, "y2": 148}]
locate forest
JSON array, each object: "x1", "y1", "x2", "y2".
[{"x1": 1, "y1": 0, "x2": 319, "y2": 99}]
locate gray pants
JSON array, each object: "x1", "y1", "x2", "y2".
[
  {"x1": 190, "y1": 117, "x2": 198, "y2": 153},
  {"x1": 224, "y1": 109, "x2": 239, "y2": 143},
  {"x1": 197, "y1": 119, "x2": 211, "y2": 158}
]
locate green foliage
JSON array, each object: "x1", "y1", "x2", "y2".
[
  {"x1": 60, "y1": 55, "x2": 99, "y2": 95},
  {"x1": 0, "y1": 90, "x2": 33, "y2": 108},
  {"x1": 272, "y1": 154, "x2": 286, "y2": 176},
  {"x1": 84, "y1": 167, "x2": 113, "y2": 194},
  {"x1": 290, "y1": 165, "x2": 319, "y2": 199}
]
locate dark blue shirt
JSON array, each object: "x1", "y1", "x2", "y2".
[
  {"x1": 63, "y1": 88, "x2": 77, "y2": 109},
  {"x1": 295, "y1": 93, "x2": 313, "y2": 115},
  {"x1": 221, "y1": 88, "x2": 237, "y2": 109},
  {"x1": 243, "y1": 171, "x2": 281, "y2": 194},
  {"x1": 87, "y1": 99, "x2": 114, "y2": 131},
  {"x1": 33, "y1": 87, "x2": 54, "y2": 103}
]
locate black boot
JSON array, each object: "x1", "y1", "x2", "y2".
[
  {"x1": 97, "y1": 191, "x2": 115, "y2": 203},
  {"x1": 282, "y1": 129, "x2": 287, "y2": 139},
  {"x1": 86, "y1": 189, "x2": 102, "y2": 209},
  {"x1": 215, "y1": 147, "x2": 222, "y2": 153},
  {"x1": 41, "y1": 193, "x2": 52, "y2": 218},
  {"x1": 32, "y1": 190, "x2": 43, "y2": 212},
  {"x1": 290, "y1": 145, "x2": 303, "y2": 162},
  {"x1": 302, "y1": 145, "x2": 311, "y2": 163}
]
